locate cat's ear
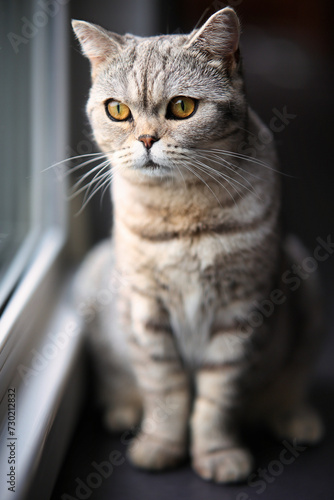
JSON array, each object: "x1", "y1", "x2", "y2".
[
  {"x1": 185, "y1": 7, "x2": 240, "y2": 70},
  {"x1": 72, "y1": 20, "x2": 122, "y2": 79}
]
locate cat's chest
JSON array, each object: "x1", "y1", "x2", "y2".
[
  {"x1": 155, "y1": 239, "x2": 225, "y2": 366},
  {"x1": 168, "y1": 276, "x2": 215, "y2": 366}
]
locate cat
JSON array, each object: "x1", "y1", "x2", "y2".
[{"x1": 72, "y1": 7, "x2": 324, "y2": 483}]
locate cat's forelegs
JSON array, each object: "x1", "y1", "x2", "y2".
[
  {"x1": 126, "y1": 293, "x2": 190, "y2": 470},
  {"x1": 191, "y1": 331, "x2": 253, "y2": 483}
]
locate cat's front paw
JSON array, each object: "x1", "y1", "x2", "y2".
[
  {"x1": 127, "y1": 433, "x2": 187, "y2": 470},
  {"x1": 192, "y1": 447, "x2": 253, "y2": 483}
]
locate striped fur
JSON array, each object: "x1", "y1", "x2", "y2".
[{"x1": 73, "y1": 8, "x2": 323, "y2": 483}]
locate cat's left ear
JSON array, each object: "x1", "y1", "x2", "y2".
[
  {"x1": 72, "y1": 20, "x2": 123, "y2": 79},
  {"x1": 185, "y1": 7, "x2": 240, "y2": 72}
]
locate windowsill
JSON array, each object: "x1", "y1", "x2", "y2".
[
  {"x1": 0, "y1": 231, "x2": 87, "y2": 500},
  {"x1": 0, "y1": 265, "x2": 86, "y2": 500},
  {"x1": 0, "y1": 229, "x2": 66, "y2": 388}
]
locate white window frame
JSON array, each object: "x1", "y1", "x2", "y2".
[{"x1": 0, "y1": 3, "x2": 86, "y2": 500}]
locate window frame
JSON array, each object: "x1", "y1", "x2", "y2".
[
  {"x1": 0, "y1": 3, "x2": 86, "y2": 499},
  {"x1": 0, "y1": 0, "x2": 69, "y2": 396}
]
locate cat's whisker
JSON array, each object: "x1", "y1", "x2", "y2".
[
  {"x1": 98, "y1": 165, "x2": 124, "y2": 205},
  {"x1": 189, "y1": 153, "x2": 263, "y2": 204},
  {"x1": 184, "y1": 155, "x2": 243, "y2": 201},
  {"x1": 201, "y1": 148, "x2": 275, "y2": 172},
  {"x1": 100, "y1": 176, "x2": 114, "y2": 208},
  {"x1": 67, "y1": 153, "x2": 111, "y2": 176},
  {"x1": 192, "y1": 151, "x2": 257, "y2": 191},
  {"x1": 180, "y1": 161, "x2": 219, "y2": 204},
  {"x1": 234, "y1": 125, "x2": 258, "y2": 138},
  {"x1": 70, "y1": 159, "x2": 111, "y2": 193},
  {"x1": 69, "y1": 161, "x2": 111, "y2": 200},
  {"x1": 195, "y1": 150, "x2": 266, "y2": 183},
  {"x1": 191, "y1": 161, "x2": 240, "y2": 204},
  {"x1": 76, "y1": 170, "x2": 113, "y2": 215},
  {"x1": 214, "y1": 157, "x2": 260, "y2": 190},
  {"x1": 69, "y1": 164, "x2": 111, "y2": 200},
  {"x1": 189, "y1": 154, "x2": 261, "y2": 200},
  {"x1": 197, "y1": 147, "x2": 294, "y2": 178},
  {"x1": 180, "y1": 160, "x2": 228, "y2": 209},
  {"x1": 171, "y1": 160, "x2": 187, "y2": 191},
  {"x1": 94, "y1": 171, "x2": 114, "y2": 209},
  {"x1": 42, "y1": 150, "x2": 112, "y2": 174},
  {"x1": 81, "y1": 164, "x2": 112, "y2": 205}
]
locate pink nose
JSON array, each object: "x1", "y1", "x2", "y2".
[{"x1": 138, "y1": 135, "x2": 159, "y2": 150}]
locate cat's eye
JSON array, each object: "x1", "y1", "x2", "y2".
[
  {"x1": 167, "y1": 96, "x2": 197, "y2": 120},
  {"x1": 105, "y1": 99, "x2": 131, "y2": 121}
]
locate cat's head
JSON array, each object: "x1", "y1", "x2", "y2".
[{"x1": 72, "y1": 8, "x2": 246, "y2": 182}]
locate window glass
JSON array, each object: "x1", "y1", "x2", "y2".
[
  {"x1": 0, "y1": 0, "x2": 68, "y2": 309},
  {"x1": 0, "y1": 1, "x2": 36, "y2": 307}
]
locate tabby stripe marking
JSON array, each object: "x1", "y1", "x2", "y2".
[
  {"x1": 121, "y1": 198, "x2": 276, "y2": 242},
  {"x1": 139, "y1": 382, "x2": 189, "y2": 395},
  {"x1": 197, "y1": 393, "x2": 242, "y2": 410},
  {"x1": 204, "y1": 446, "x2": 241, "y2": 455},
  {"x1": 128, "y1": 336, "x2": 178, "y2": 361},
  {"x1": 144, "y1": 320, "x2": 173, "y2": 335},
  {"x1": 128, "y1": 284, "x2": 156, "y2": 298},
  {"x1": 209, "y1": 324, "x2": 246, "y2": 339},
  {"x1": 150, "y1": 354, "x2": 180, "y2": 363},
  {"x1": 136, "y1": 185, "x2": 242, "y2": 212},
  {"x1": 200, "y1": 360, "x2": 245, "y2": 372},
  {"x1": 142, "y1": 44, "x2": 155, "y2": 109},
  {"x1": 197, "y1": 395, "x2": 220, "y2": 407},
  {"x1": 212, "y1": 126, "x2": 242, "y2": 141}
]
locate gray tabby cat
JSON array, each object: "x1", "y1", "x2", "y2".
[{"x1": 72, "y1": 8, "x2": 323, "y2": 483}]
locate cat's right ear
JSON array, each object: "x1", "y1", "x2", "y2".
[
  {"x1": 72, "y1": 20, "x2": 121, "y2": 79},
  {"x1": 184, "y1": 8, "x2": 240, "y2": 73}
]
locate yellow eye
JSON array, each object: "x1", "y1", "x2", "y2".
[
  {"x1": 168, "y1": 96, "x2": 197, "y2": 119},
  {"x1": 106, "y1": 100, "x2": 131, "y2": 121}
]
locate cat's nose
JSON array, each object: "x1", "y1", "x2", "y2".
[{"x1": 138, "y1": 135, "x2": 159, "y2": 150}]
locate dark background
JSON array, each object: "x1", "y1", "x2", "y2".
[{"x1": 53, "y1": 1, "x2": 334, "y2": 498}]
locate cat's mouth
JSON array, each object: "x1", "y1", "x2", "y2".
[
  {"x1": 133, "y1": 158, "x2": 172, "y2": 177},
  {"x1": 141, "y1": 160, "x2": 171, "y2": 174},
  {"x1": 142, "y1": 160, "x2": 162, "y2": 170}
]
